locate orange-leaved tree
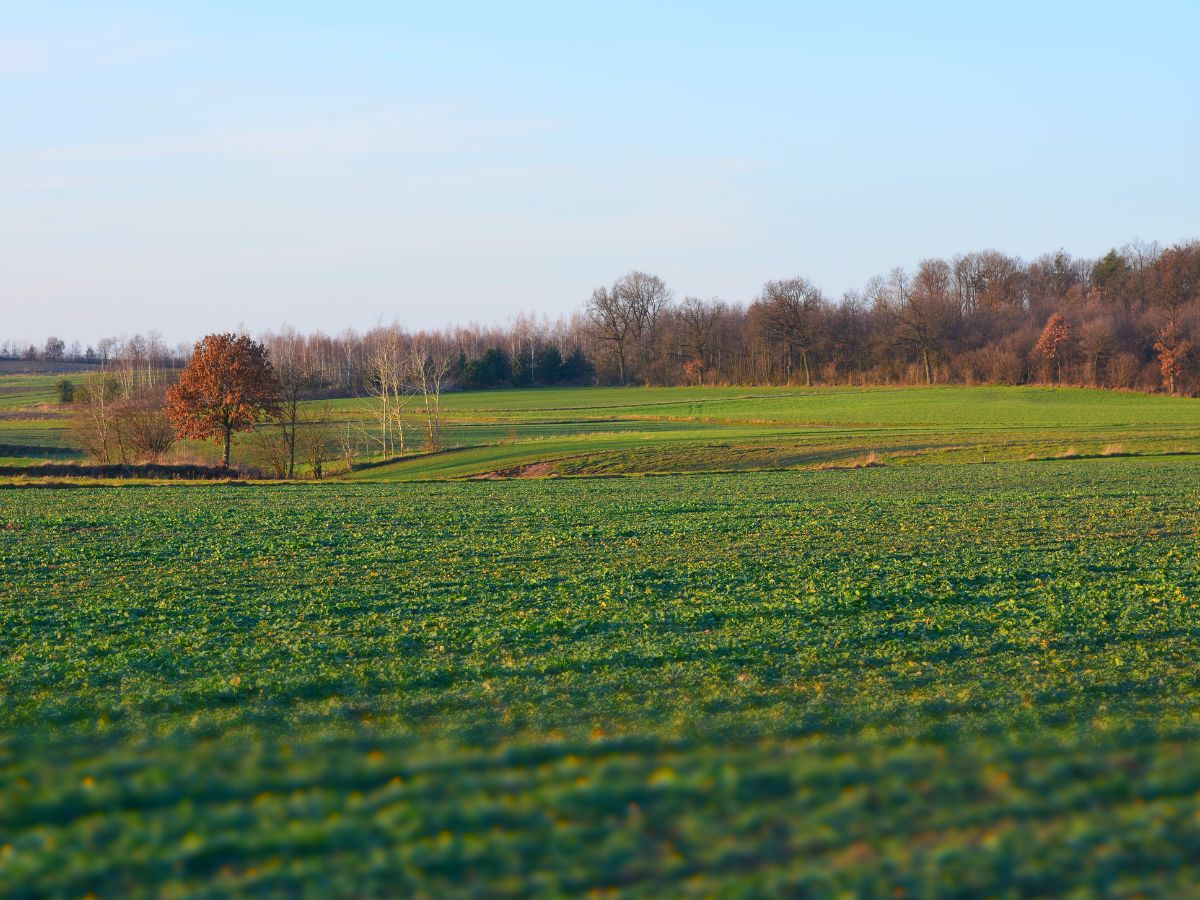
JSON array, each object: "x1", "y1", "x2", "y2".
[
  {"x1": 1035, "y1": 313, "x2": 1072, "y2": 383},
  {"x1": 1154, "y1": 321, "x2": 1191, "y2": 396},
  {"x1": 166, "y1": 334, "x2": 281, "y2": 467}
]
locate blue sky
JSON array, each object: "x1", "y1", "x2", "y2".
[{"x1": 2, "y1": 1, "x2": 1198, "y2": 345}]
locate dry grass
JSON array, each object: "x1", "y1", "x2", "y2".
[
  {"x1": 814, "y1": 450, "x2": 883, "y2": 470},
  {"x1": 1101, "y1": 443, "x2": 1127, "y2": 457},
  {"x1": 1057, "y1": 447, "x2": 1079, "y2": 459}
]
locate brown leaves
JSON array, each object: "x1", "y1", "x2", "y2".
[
  {"x1": 1154, "y1": 321, "x2": 1192, "y2": 395},
  {"x1": 165, "y1": 334, "x2": 280, "y2": 461},
  {"x1": 1035, "y1": 313, "x2": 1072, "y2": 360}
]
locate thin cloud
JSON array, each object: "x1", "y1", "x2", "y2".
[
  {"x1": 13, "y1": 103, "x2": 557, "y2": 166},
  {"x1": 0, "y1": 26, "x2": 198, "y2": 76}
]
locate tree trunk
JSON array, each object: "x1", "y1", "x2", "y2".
[
  {"x1": 801, "y1": 351, "x2": 811, "y2": 387},
  {"x1": 287, "y1": 420, "x2": 296, "y2": 479},
  {"x1": 617, "y1": 347, "x2": 626, "y2": 386},
  {"x1": 922, "y1": 348, "x2": 933, "y2": 385},
  {"x1": 223, "y1": 427, "x2": 232, "y2": 467}
]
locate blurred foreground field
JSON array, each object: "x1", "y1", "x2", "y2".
[{"x1": 3, "y1": 459, "x2": 1200, "y2": 894}]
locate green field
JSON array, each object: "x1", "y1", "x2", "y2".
[
  {"x1": 2, "y1": 384, "x2": 1200, "y2": 894},
  {"x1": 2, "y1": 379, "x2": 1198, "y2": 478},
  {"x1": 0, "y1": 375, "x2": 74, "y2": 466},
  {"x1": 348, "y1": 384, "x2": 1199, "y2": 480}
]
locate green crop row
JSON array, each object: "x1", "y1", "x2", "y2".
[{"x1": 2, "y1": 457, "x2": 1200, "y2": 894}]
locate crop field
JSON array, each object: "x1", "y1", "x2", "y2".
[
  {"x1": 0, "y1": 376, "x2": 75, "y2": 467},
  {"x1": 2, "y1": 378, "x2": 1199, "y2": 478},
  {"x1": 2, "y1": 382, "x2": 1199, "y2": 894},
  {"x1": 3, "y1": 450, "x2": 1200, "y2": 895},
  {"x1": 335, "y1": 386, "x2": 1195, "y2": 482}
]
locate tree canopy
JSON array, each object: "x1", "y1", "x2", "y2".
[{"x1": 165, "y1": 333, "x2": 280, "y2": 466}]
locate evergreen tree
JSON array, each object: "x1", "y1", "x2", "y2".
[
  {"x1": 511, "y1": 352, "x2": 532, "y2": 387},
  {"x1": 534, "y1": 345, "x2": 563, "y2": 384},
  {"x1": 561, "y1": 346, "x2": 595, "y2": 384}
]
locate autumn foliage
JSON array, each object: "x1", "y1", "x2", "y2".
[
  {"x1": 166, "y1": 334, "x2": 280, "y2": 466},
  {"x1": 1035, "y1": 313, "x2": 1073, "y2": 383},
  {"x1": 1154, "y1": 322, "x2": 1192, "y2": 396}
]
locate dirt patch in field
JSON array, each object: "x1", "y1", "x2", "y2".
[
  {"x1": 475, "y1": 460, "x2": 560, "y2": 479},
  {"x1": 0, "y1": 410, "x2": 65, "y2": 421},
  {"x1": 811, "y1": 451, "x2": 885, "y2": 470}
]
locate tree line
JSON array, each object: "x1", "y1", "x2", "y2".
[
  {"x1": 10, "y1": 238, "x2": 1199, "y2": 397},
  {"x1": 578, "y1": 241, "x2": 1198, "y2": 395}
]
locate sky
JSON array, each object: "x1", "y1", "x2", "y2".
[{"x1": 2, "y1": 1, "x2": 1198, "y2": 347}]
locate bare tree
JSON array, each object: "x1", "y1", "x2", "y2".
[
  {"x1": 587, "y1": 271, "x2": 672, "y2": 384},
  {"x1": 363, "y1": 326, "x2": 409, "y2": 458},
  {"x1": 756, "y1": 277, "x2": 825, "y2": 386},
  {"x1": 70, "y1": 377, "x2": 176, "y2": 464},
  {"x1": 406, "y1": 340, "x2": 455, "y2": 452},
  {"x1": 299, "y1": 405, "x2": 336, "y2": 479},
  {"x1": 677, "y1": 296, "x2": 725, "y2": 385},
  {"x1": 70, "y1": 373, "x2": 125, "y2": 463},
  {"x1": 338, "y1": 421, "x2": 359, "y2": 473},
  {"x1": 44, "y1": 337, "x2": 65, "y2": 361},
  {"x1": 1102, "y1": 239, "x2": 1162, "y2": 315},
  {"x1": 120, "y1": 389, "x2": 176, "y2": 461},
  {"x1": 271, "y1": 331, "x2": 316, "y2": 478},
  {"x1": 881, "y1": 266, "x2": 954, "y2": 385},
  {"x1": 1078, "y1": 316, "x2": 1114, "y2": 385},
  {"x1": 587, "y1": 285, "x2": 636, "y2": 385},
  {"x1": 247, "y1": 427, "x2": 290, "y2": 478}
]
